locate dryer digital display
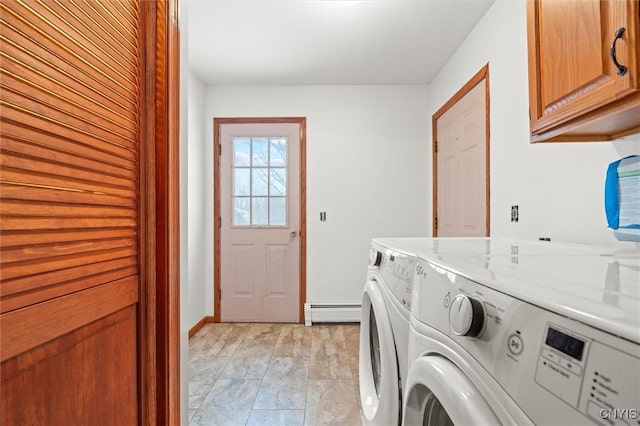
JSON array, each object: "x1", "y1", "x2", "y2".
[{"x1": 545, "y1": 327, "x2": 585, "y2": 361}]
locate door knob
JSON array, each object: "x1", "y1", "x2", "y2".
[{"x1": 290, "y1": 230, "x2": 298, "y2": 238}]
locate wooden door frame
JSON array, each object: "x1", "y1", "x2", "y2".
[
  {"x1": 432, "y1": 64, "x2": 491, "y2": 237},
  {"x1": 213, "y1": 117, "x2": 307, "y2": 324},
  {"x1": 140, "y1": 1, "x2": 180, "y2": 425}
]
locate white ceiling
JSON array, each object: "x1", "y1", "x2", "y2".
[{"x1": 185, "y1": 0, "x2": 495, "y2": 86}]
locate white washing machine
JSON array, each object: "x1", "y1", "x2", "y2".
[
  {"x1": 403, "y1": 238, "x2": 640, "y2": 425},
  {"x1": 360, "y1": 238, "x2": 434, "y2": 426}
]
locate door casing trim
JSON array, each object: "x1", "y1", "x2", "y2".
[
  {"x1": 140, "y1": 1, "x2": 181, "y2": 423},
  {"x1": 213, "y1": 117, "x2": 307, "y2": 324},
  {"x1": 432, "y1": 64, "x2": 491, "y2": 237}
]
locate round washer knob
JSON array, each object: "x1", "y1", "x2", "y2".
[
  {"x1": 449, "y1": 294, "x2": 484, "y2": 337},
  {"x1": 369, "y1": 249, "x2": 382, "y2": 267}
]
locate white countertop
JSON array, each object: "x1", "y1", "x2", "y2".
[{"x1": 374, "y1": 237, "x2": 640, "y2": 344}]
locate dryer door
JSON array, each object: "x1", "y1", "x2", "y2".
[
  {"x1": 360, "y1": 279, "x2": 400, "y2": 426},
  {"x1": 403, "y1": 355, "x2": 498, "y2": 425}
]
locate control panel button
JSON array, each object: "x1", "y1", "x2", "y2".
[
  {"x1": 508, "y1": 334, "x2": 524, "y2": 355},
  {"x1": 443, "y1": 293, "x2": 451, "y2": 308},
  {"x1": 542, "y1": 348, "x2": 559, "y2": 364},
  {"x1": 561, "y1": 359, "x2": 582, "y2": 376}
]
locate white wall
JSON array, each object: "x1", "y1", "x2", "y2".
[
  {"x1": 178, "y1": 3, "x2": 190, "y2": 424},
  {"x1": 205, "y1": 85, "x2": 431, "y2": 306},
  {"x1": 187, "y1": 71, "x2": 209, "y2": 327},
  {"x1": 427, "y1": 0, "x2": 640, "y2": 248}
]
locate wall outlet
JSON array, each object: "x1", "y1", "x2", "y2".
[{"x1": 511, "y1": 205, "x2": 519, "y2": 222}]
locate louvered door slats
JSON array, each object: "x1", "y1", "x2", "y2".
[
  {"x1": 2, "y1": 257, "x2": 137, "y2": 300},
  {"x1": 2, "y1": 125, "x2": 137, "y2": 172},
  {"x1": 1, "y1": 201, "x2": 135, "y2": 218},
  {"x1": 0, "y1": 0, "x2": 141, "y2": 314},
  {"x1": 0, "y1": 4, "x2": 138, "y2": 110},
  {"x1": 1, "y1": 228, "x2": 136, "y2": 247},
  {"x1": 0, "y1": 168, "x2": 136, "y2": 199},
  {"x1": 1, "y1": 64, "x2": 137, "y2": 139},
  {"x1": 1, "y1": 89, "x2": 137, "y2": 151},
  {"x1": 53, "y1": 1, "x2": 138, "y2": 72},
  {"x1": 1, "y1": 246, "x2": 137, "y2": 282},
  {"x1": 1, "y1": 184, "x2": 135, "y2": 207},
  {"x1": 1, "y1": 152, "x2": 135, "y2": 189},
  {"x1": 1, "y1": 237, "x2": 136, "y2": 264},
  {"x1": 1, "y1": 28, "x2": 137, "y2": 120},
  {"x1": 25, "y1": 1, "x2": 138, "y2": 83},
  {"x1": 11, "y1": 2, "x2": 138, "y2": 98}
]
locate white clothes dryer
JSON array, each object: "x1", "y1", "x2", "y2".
[
  {"x1": 403, "y1": 238, "x2": 640, "y2": 426},
  {"x1": 360, "y1": 238, "x2": 434, "y2": 426}
]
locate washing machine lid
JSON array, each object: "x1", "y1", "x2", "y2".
[
  {"x1": 416, "y1": 238, "x2": 640, "y2": 343},
  {"x1": 403, "y1": 355, "x2": 499, "y2": 425}
]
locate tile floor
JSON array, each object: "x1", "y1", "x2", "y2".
[{"x1": 188, "y1": 323, "x2": 362, "y2": 426}]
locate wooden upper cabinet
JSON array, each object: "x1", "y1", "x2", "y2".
[{"x1": 527, "y1": 0, "x2": 640, "y2": 142}]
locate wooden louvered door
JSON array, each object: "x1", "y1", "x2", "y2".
[{"x1": 0, "y1": 1, "x2": 161, "y2": 424}]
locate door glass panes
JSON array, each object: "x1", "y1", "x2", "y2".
[
  {"x1": 269, "y1": 197, "x2": 286, "y2": 225},
  {"x1": 234, "y1": 138, "x2": 251, "y2": 166},
  {"x1": 234, "y1": 169, "x2": 250, "y2": 196},
  {"x1": 233, "y1": 137, "x2": 288, "y2": 226},
  {"x1": 270, "y1": 169, "x2": 286, "y2": 196},
  {"x1": 252, "y1": 168, "x2": 269, "y2": 196},
  {"x1": 234, "y1": 198, "x2": 250, "y2": 225},
  {"x1": 251, "y1": 197, "x2": 268, "y2": 225},
  {"x1": 252, "y1": 138, "x2": 268, "y2": 166},
  {"x1": 270, "y1": 139, "x2": 287, "y2": 166}
]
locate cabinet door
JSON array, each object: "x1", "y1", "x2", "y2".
[{"x1": 527, "y1": 0, "x2": 640, "y2": 135}]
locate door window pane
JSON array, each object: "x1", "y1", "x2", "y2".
[
  {"x1": 234, "y1": 138, "x2": 251, "y2": 167},
  {"x1": 270, "y1": 169, "x2": 286, "y2": 196},
  {"x1": 270, "y1": 139, "x2": 287, "y2": 167},
  {"x1": 252, "y1": 138, "x2": 269, "y2": 166},
  {"x1": 233, "y1": 197, "x2": 250, "y2": 225},
  {"x1": 252, "y1": 197, "x2": 268, "y2": 225},
  {"x1": 232, "y1": 136, "x2": 289, "y2": 226},
  {"x1": 234, "y1": 168, "x2": 250, "y2": 196},
  {"x1": 270, "y1": 197, "x2": 286, "y2": 225},
  {"x1": 252, "y1": 168, "x2": 269, "y2": 196}
]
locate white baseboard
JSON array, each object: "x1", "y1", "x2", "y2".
[{"x1": 304, "y1": 303, "x2": 361, "y2": 326}]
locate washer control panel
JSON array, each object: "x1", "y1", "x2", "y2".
[
  {"x1": 370, "y1": 243, "x2": 415, "y2": 309},
  {"x1": 412, "y1": 258, "x2": 640, "y2": 426},
  {"x1": 535, "y1": 324, "x2": 640, "y2": 426}
]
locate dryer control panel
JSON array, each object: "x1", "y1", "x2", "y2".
[
  {"x1": 370, "y1": 243, "x2": 415, "y2": 310},
  {"x1": 535, "y1": 324, "x2": 640, "y2": 426},
  {"x1": 412, "y1": 258, "x2": 640, "y2": 426}
]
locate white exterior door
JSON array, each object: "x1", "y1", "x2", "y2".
[
  {"x1": 436, "y1": 80, "x2": 488, "y2": 237},
  {"x1": 220, "y1": 123, "x2": 300, "y2": 322}
]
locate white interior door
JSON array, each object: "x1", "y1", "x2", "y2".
[
  {"x1": 436, "y1": 81, "x2": 488, "y2": 237},
  {"x1": 220, "y1": 123, "x2": 300, "y2": 322}
]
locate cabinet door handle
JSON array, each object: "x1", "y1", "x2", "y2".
[{"x1": 610, "y1": 27, "x2": 628, "y2": 76}]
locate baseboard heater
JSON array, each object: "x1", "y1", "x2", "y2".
[{"x1": 304, "y1": 303, "x2": 361, "y2": 326}]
